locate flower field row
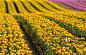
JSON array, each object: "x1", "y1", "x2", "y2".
[
  {"x1": 0, "y1": 0, "x2": 86, "y2": 55},
  {"x1": 5, "y1": 0, "x2": 86, "y2": 38},
  {"x1": 67, "y1": 1, "x2": 86, "y2": 8},
  {"x1": 6, "y1": 0, "x2": 86, "y2": 37},
  {"x1": 9, "y1": 10, "x2": 86, "y2": 37},
  {"x1": 7, "y1": 0, "x2": 86, "y2": 20},
  {"x1": 3, "y1": 0, "x2": 86, "y2": 18},
  {"x1": 20, "y1": 1, "x2": 39, "y2": 13},
  {"x1": 13, "y1": 0, "x2": 29, "y2": 13},
  {"x1": 78, "y1": 1, "x2": 86, "y2": 5},
  {"x1": 0, "y1": 0, "x2": 5, "y2": 13},
  {"x1": 55, "y1": 0, "x2": 86, "y2": 11},
  {"x1": 6, "y1": 0, "x2": 17, "y2": 14},
  {"x1": 22, "y1": 14, "x2": 86, "y2": 55},
  {"x1": 0, "y1": 13, "x2": 32, "y2": 55}
]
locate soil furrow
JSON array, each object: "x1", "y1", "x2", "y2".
[
  {"x1": 17, "y1": 21, "x2": 46, "y2": 55},
  {"x1": 13, "y1": 1, "x2": 20, "y2": 13},
  {"x1": 4, "y1": 1, "x2": 9, "y2": 13}
]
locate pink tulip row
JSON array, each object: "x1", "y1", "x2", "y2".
[
  {"x1": 47, "y1": 0, "x2": 86, "y2": 11},
  {"x1": 48, "y1": 0, "x2": 78, "y2": 2},
  {"x1": 56, "y1": 1, "x2": 85, "y2": 12},
  {"x1": 76, "y1": 0, "x2": 86, "y2": 2},
  {"x1": 59, "y1": 2, "x2": 85, "y2": 12},
  {"x1": 56, "y1": 1, "x2": 86, "y2": 11},
  {"x1": 77, "y1": 1, "x2": 86, "y2": 4},
  {"x1": 66, "y1": 1, "x2": 86, "y2": 8}
]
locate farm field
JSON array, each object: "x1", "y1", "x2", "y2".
[{"x1": 0, "y1": 0, "x2": 86, "y2": 55}]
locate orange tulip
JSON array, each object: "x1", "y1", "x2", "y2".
[{"x1": 9, "y1": 47, "x2": 12, "y2": 51}]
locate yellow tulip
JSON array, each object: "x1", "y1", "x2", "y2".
[
  {"x1": 73, "y1": 53, "x2": 76, "y2": 55},
  {"x1": 7, "y1": 54, "x2": 10, "y2": 55},
  {"x1": 58, "y1": 50, "x2": 61, "y2": 54},
  {"x1": 3, "y1": 46, "x2": 7, "y2": 49},
  {"x1": 2, "y1": 44, "x2": 5, "y2": 46},
  {"x1": 27, "y1": 47, "x2": 30, "y2": 50},
  {"x1": 0, "y1": 53, "x2": 4, "y2": 55},
  {"x1": 56, "y1": 44, "x2": 59, "y2": 46},
  {"x1": 1, "y1": 51, "x2": 4, "y2": 53},
  {"x1": 62, "y1": 47, "x2": 65, "y2": 49},
  {"x1": 69, "y1": 51, "x2": 72, "y2": 55},
  {"x1": 46, "y1": 43, "x2": 50, "y2": 46},
  {"x1": 66, "y1": 47, "x2": 69, "y2": 50},
  {"x1": 14, "y1": 34, "x2": 18, "y2": 37},
  {"x1": 9, "y1": 47, "x2": 12, "y2": 51},
  {"x1": 46, "y1": 40, "x2": 50, "y2": 42},
  {"x1": 71, "y1": 43, "x2": 75, "y2": 45},
  {"x1": 83, "y1": 48, "x2": 86, "y2": 52},
  {"x1": 53, "y1": 44, "x2": 56, "y2": 46},
  {"x1": 56, "y1": 46, "x2": 60, "y2": 49},
  {"x1": 62, "y1": 49, "x2": 65, "y2": 52},
  {"x1": 62, "y1": 52, "x2": 64, "y2": 55},
  {"x1": 52, "y1": 47, "x2": 57, "y2": 50},
  {"x1": 26, "y1": 51, "x2": 32, "y2": 54},
  {"x1": 64, "y1": 51, "x2": 68, "y2": 55},
  {"x1": 6, "y1": 43, "x2": 8, "y2": 46},
  {"x1": 12, "y1": 50, "x2": 16, "y2": 52}
]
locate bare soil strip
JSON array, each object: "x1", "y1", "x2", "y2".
[
  {"x1": 17, "y1": 21, "x2": 46, "y2": 55},
  {"x1": 4, "y1": 1, "x2": 8, "y2": 13},
  {"x1": 12, "y1": 1, "x2": 20, "y2": 13}
]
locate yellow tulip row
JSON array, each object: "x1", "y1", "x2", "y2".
[
  {"x1": 46, "y1": 1, "x2": 86, "y2": 14},
  {"x1": 0, "y1": 0, "x2": 5, "y2": 13},
  {"x1": 36, "y1": 1, "x2": 61, "y2": 12},
  {"x1": 26, "y1": 0, "x2": 48, "y2": 1},
  {"x1": 26, "y1": 1, "x2": 86, "y2": 20},
  {"x1": 10, "y1": 12, "x2": 86, "y2": 36},
  {"x1": 5, "y1": 0, "x2": 86, "y2": 20},
  {"x1": 12, "y1": 0, "x2": 29, "y2": 14},
  {"x1": 46, "y1": 1, "x2": 74, "y2": 12},
  {"x1": 11, "y1": 11, "x2": 86, "y2": 32},
  {"x1": 1, "y1": 0, "x2": 86, "y2": 55},
  {"x1": 24, "y1": 14, "x2": 86, "y2": 55},
  {"x1": 0, "y1": 0, "x2": 86, "y2": 55},
  {"x1": 45, "y1": 1, "x2": 83, "y2": 13},
  {"x1": 0, "y1": 13, "x2": 32, "y2": 55},
  {"x1": 6, "y1": 0, "x2": 17, "y2": 15},
  {"x1": 37, "y1": 1, "x2": 86, "y2": 19},
  {"x1": 38, "y1": 13, "x2": 86, "y2": 31},
  {"x1": 21, "y1": 0, "x2": 85, "y2": 16},
  {"x1": 28, "y1": 1, "x2": 52, "y2": 13},
  {"x1": 15, "y1": 0, "x2": 86, "y2": 17},
  {"x1": 21, "y1": 1, "x2": 39, "y2": 13},
  {"x1": 0, "y1": 0, "x2": 85, "y2": 20}
]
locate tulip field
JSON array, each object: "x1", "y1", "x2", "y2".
[{"x1": 1, "y1": 0, "x2": 86, "y2": 55}]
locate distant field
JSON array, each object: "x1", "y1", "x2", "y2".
[{"x1": 0, "y1": 0, "x2": 86, "y2": 55}]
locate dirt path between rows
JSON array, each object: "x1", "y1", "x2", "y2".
[
  {"x1": 5, "y1": 1, "x2": 46, "y2": 54},
  {"x1": 19, "y1": 23, "x2": 36, "y2": 55},
  {"x1": 17, "y1": 21, "x2": 46, "y2": 55}
]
